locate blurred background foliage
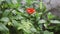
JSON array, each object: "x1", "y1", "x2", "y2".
[{"x1": 0, "y1": 0, "x2": 60, "y2": 34}]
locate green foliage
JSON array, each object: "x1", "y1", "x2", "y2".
[{"x1": 0, "y1": 0, "x2": 60, "y2": 34}]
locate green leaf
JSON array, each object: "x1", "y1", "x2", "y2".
[
  {"x1": 44, "y1": 30, "x2": 53, "y2": 34},
  {"x1": 0, "y1": 23, "x2": 9, "y2": 32},
  {"x1": 35, "y1": 13, "x2": 41, "y2": 21},
  {"x1": 1, "y1": 17, "x2": 10, "y2": 23},
  {"x1": 47, "y1": 12, "x2": 55, "y2": 20},
  {"x1": 21, "y1": 20, "x2": 37, "y2": 33},
  {"x1": 26, "y1": 0, "x2": 32, "y2": 6},
  {"x1": 2, "y1": 9, "x2": 10, "y2": 17},
  {"x1": 12, "y1": 20, "x2": 21, "y2": 28},
  {"x1": 9, "y1": 0, "x2": 20, "y2": 8},
  {"x1": 40, "y1": 1, "x2": 43, "y2": 10},
  {"x1": 40, "y1": 0, "x2": 46, "y2": 12}
]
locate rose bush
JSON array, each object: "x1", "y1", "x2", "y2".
[{"x1": 0, "y1": 0, "x2": 60, "y2": 34}]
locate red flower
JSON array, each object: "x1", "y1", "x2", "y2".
[{"x1": 26, "y1": 8, "x2": 35, "y2": 14}]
